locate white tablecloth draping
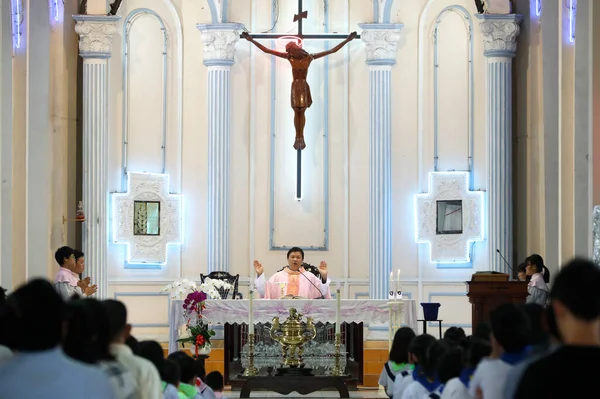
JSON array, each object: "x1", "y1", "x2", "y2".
[{"x1": 168, "y1": 299, "x2": 417, "y2": 353}]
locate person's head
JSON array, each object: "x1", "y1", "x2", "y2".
[
  {"x1": 516, "y1": 262, "x2": 527, "y2": 281},
  {"x1": 102, "y1": 299, "x2": 131, "y2": 344},
  {"x1": 389, "y1": 327, "x2": 416, "y2": 364},
  {"x1": 465, "y1": 337, "x2": 491, "y2": 368},
  {"x1": 205, "y1": 371, "x2": 224, "y2": 392},
  {"x1": 420, "y1": 339, "x2": 449, "y2": 379},
  {"x1": 435, "y1": 340, "x2": 464, "y2": 383},
  {"x1": 163, "y1": 358, "x2": 182, "y2": 387},
  {"x1": 526, "y1": 254, "x2": 551, "y2": 283},
  {"x1": 544, "y1": 304, "x2": 562, "y2": 343},
  {"x1": 0, "y1": 279, "x2": 64, "y2": 351},
  {"x1": 126, "y1": 335, "x2": 140, "y2": 355},
  {"x1": 285, "y1": 41, "x2": 309, "y2": 59},
  {"x1": 73, "y1": 250, "x2": 85, "y2": 274},
  {"x1": 473, "y1": 321, "x2": 491, "y2": 342},
  {"x1": 550, "y1": 258, "x2": 600, "y2": 343},
  {"x1": 489, "y1": 303, "x2": 531, "y2": 354},
  {"x1": 54, "y1": 246, "x2": 76, "y2": 270},
  {"x1": 286, "y1": 246, "x2": 305, "y2": 270},
  {"x1": 138, "y1": 341, "x2": 165, "y2": 378},
  {"x1": 0, "y1": 286, "x2": 6, "y2": 313},
  {"x1": 443, "y1": 327, "x2": 466, "y2": 345},
  {"x1": 63, "y1": 298, "x2": 114, "y2": 364},
  {"x1": 521, "y1": 303, "x2": 546, "y2": 346},
  {"x1": 168, "y1": 351, "x2": 196, "y2": 384},
  {"x1": 407, "y1": 334, "x2": 437, "y2": 365}
]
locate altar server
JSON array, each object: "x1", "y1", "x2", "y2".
[
  {"x1": 379, "y1": 327, "x2": 416, "y2": 397},
  {"x1": 254, "y1": 247, "x2": 331, "y2": 299},
  {"x1": 469, "y1": 304, "x2": 531, "y2": 399},
  {"x1": 54, "y1": 246, "x2": 97, "y2": 300}
]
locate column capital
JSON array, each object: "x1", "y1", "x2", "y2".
[
  {"x1": 197, "y1": 23, "x2": 245, "y2": 67},
  {"x1": 73, "y1": 15, "x2": 120, "y2": 59},
  {"x1": 475, "y1": 14, "x2": 523, "y2": 58},
  {"x1": 358, "y1": 23, "x2": 403, "y2": 66}
]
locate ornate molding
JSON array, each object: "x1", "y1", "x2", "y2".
[
  {"x1": 197, "y1": 23, "x2": 245, "y2": 66},
  {"x1": 475, "y1": 14, "x2": 523, "y2": 58},
  {"x1": 414, "y1": 172, "x2": 484, "y2": 263},
  {"x1": 358, "y1": 23, "x2": 403, "y2": 65},
  {"x1": 112, "y1": 173, "x2": 182, "y2": 265},
  {"x1": 73, "y1": 15, "x2": 120, "y2": 59}
]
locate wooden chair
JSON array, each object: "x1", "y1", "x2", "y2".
[{"x1": 200, "y1": 271, "x2": 242, "y2": 299}]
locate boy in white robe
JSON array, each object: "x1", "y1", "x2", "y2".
[
  {"x1": 254, "y1": 247, "x2": 331, "y2": 299},
  {"x1": 53, "y1": 246, "x2": 97, "y2": 300},
  {"x1": 392, "y1": 334, "x2": 436, "y2": 399},
  {"x1": 469, "y1": 304, "x2": 531, "y2": 399}
]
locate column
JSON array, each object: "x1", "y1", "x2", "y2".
[
  {"x1": 476, "y1": 15, "x2": 522, "y2": 273},
  {"x1": 197, "y1": 23, "x2": 244, "y2": 272},
  {"x1": 73, "y1": 15, "x2": 119, "y2": 299},
  {"x1": 359, "y1": 24, "x2": 402, "y2": 299}
]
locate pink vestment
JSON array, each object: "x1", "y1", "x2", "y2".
[
  {"x1": 54, "y1": 267, "x2": 79, "y2": 287},
  {"x1": 264, "y1": 267, "x2": 331, "y2": 299}
]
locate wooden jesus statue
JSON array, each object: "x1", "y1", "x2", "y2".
[{"x1": 242, "y1": 31, "x2": 357, "y2": 150}]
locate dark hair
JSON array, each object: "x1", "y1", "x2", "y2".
[
  {"x1": 516, "y1": 263, "x2": 527, "y2": 273},
  {"x1": 194, "y1": 358, "x2": 206, "y2": 380},
  {"x1": 550, "y1": 258, "x2": 600, "y2": 321},
  {"x1": 168, "y1": 351, "x2": 196, "y2": 384},
  {"x1": 408, "y1": 334, "x2": 437, "y2": 365},
  {"x1": 126, "y1": 336, "x2": 140, "y2": 355},
  {"x1": 286, "y1": 247, "x2": 304, "y2": 260},
  {"x1": 0, "y1": 286, "x2": 6, "y2": 313},
  {"x1": 163, "y1": 359, "x2": 181, "y2": 387},
  {"x1": 490, "y1": 303, "x2": 531, "y2": 353},
  {"x1": 138, "y1": 341, "x2": 165, "y2": 378},
  {"x1": 544, "y1": 305, "x2": 561, "y2": 341},
  {"x1": 0, "y1": 279, "x2": 64, "y2": 351},
  {"x1": 63, "y1": 298, "x2": 114, "y2": 364},
  {"x1": 466, "y1": 337, "x2": 491, "y2": 368},
  {"x1": 420, "y1": 339, "x2": 449, "y2": 379},
  {"x1": 389, "y1": 327, "x2": 416, "y2": 364},
  {"x1": 443, "y1": 327, "x2": 466, "y2": 344},
  {"x1": 436, "y1": 341, "x2": 464, "y2": 383},
  {"x1": 54, "y1": 246, "x2": 75, "y2": 266},
  {"x1": 102, "y1": 300, "x2": 128, "y2": 342},
  {"x1": 205, "y1": 371, "x2": 224, "y2": 391},
  {"x1": 521, "y1": 303, "x2": 546, "y2": 346},
  {"x1": 73, "y1": 250, "x2": 84, "y2": 260},
  {"x1": 526, "y1": 254, "x2": 550, "y2": 283},
  {"x1": 473, "y1": 321, "x2": 491, "y2": 342}
]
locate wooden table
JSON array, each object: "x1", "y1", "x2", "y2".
[{"x1": 240, "y1": 376, "x2": 350, "y2": 398}]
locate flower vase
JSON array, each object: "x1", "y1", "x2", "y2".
[{"x1": 196, "y1": 344, "x2": 212, "y2": 356}]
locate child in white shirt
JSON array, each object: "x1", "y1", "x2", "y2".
[
  {"x1": 206, "y1": 371, "x2": 228, "y2": 399},
  {"x1": 469, "y1": 304, "x2": 531, "y2": 399},
  {"x1": 379, "y1": 327, "x2": 416, "y2": 397},
  {"x1": 391, "y1": 334, "x2": 436, "y2": 399},
  {"x1": 441, "y1": 337, "x2": 490, "y2": 399}
]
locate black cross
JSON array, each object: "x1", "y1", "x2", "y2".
[{"x1": 243, "y1": 0, "x2": 359, "y2": 200}]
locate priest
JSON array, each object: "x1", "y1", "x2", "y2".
[{"x1": 254, "y1": 247, "x2": 331, "y2": 299}]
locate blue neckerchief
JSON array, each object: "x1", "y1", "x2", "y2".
[
  {"x1": 459, "y1": 367, "x2": 475, "y2": 388},
  {"x1": 438, "y1": 384, "x2": 445, "y2": 393},
  {"x1": 500, "y1": 347, "x2": 529, "y2": 365},
  {"x1": 413, "y1": 367, "x2": 440, "y2": 393}
]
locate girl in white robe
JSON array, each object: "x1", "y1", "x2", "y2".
[
  {"x1": 524, "y1": 254, "x2": 550, "y2": 307},
  {"x1": 379, "y1": 327, "x2": 416, "y2": 397},
  {"x1": 392, "y1": 334, "x2": 437, "y2": 399}
]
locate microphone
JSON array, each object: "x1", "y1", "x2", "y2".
[
  {"x1": 289, "y1": 266, "x2": 325, "y2": 299},
  {"x1": 496, "y1": 249, "x2": 515, "y2": 277}
]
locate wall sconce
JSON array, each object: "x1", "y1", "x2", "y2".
[
  {"x1": 11, "y1": 0, "x2": 23, "y2": 50},
  {"x1": 63, "y1": 201, "x2": 86, "y2": 224}
]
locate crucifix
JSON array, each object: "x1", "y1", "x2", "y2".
[{"x1": 242, "y1": 0, "x2": 357, "y2": 200}]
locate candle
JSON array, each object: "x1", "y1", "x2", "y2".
[
  {"x1": 248, "y1": 288, "x2": 254, "y2": 334},
  {"x1": 389, "y1": 271, "x2": 395, "y2": 297},
  {"x1": 335, "y1": 286, "x2": 341, "y2": 328},
  {"x1": 397, "y1": 269, "x2": 401, "y2": 282}
]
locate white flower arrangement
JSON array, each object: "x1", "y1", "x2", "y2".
[{"x1": 161, "y1": 278, "x2": 233, "y2": 300}]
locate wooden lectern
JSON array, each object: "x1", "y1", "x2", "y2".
[{"x1": 466, "y1": 273, "x2": 528, "y2": 328}]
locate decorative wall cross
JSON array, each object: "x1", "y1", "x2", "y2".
[
  {"x1": 243, "y1": 0, "x2": 358, "y2": 200},
  {"x1": 414, "y1": 172, "x2": 484, "y2": 263}
]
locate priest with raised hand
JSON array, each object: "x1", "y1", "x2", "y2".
[{"x1": 254, "y1": 247, "x2": 331, "y2": 299}]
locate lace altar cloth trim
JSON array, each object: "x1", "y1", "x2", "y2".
[{"x1": 169, "y1": 299, "x2": 417, "y2": 353}]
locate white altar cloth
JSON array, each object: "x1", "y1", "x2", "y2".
[{"x1": 168, "y1": 299, "x2": 417, "y2": 353}]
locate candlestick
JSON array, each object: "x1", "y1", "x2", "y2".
[
  {"x1": 335, "y1": 287, "x2": 341, "y2": 328},
  {"x1": 242, "y1": 333, "x2": 259, "y2": 377},
  {"x1": 248, "y1": 288, "x2": 254, "y2": 335},
  {"x1": 331, "y1": 332, "x2": 344, "y2": 376}
]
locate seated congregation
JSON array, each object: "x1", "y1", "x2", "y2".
[{"x1": 379, "y1": 258, "x2": 600, "y2": 399}]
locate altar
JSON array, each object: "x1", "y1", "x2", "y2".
[{"x1": 168, "y1": 299, "x2": 417, "y2": 386}]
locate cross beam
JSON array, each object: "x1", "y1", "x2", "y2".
[{"x1": 244, "y1": 0, "x2": 358, "y2": 200}]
